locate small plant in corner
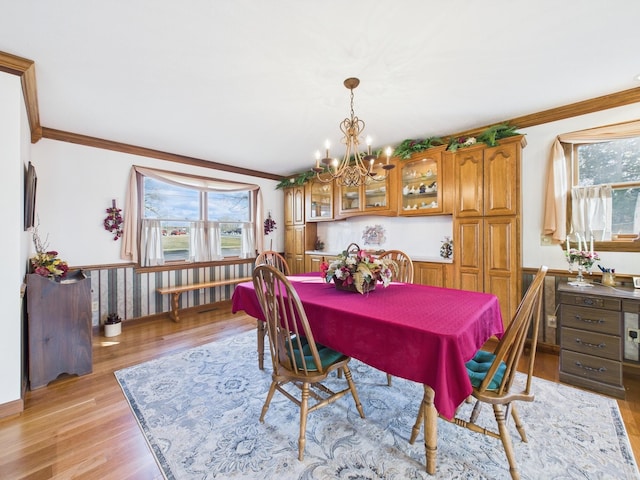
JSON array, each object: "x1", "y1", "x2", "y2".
[{"x1": 105, "y1": 313, "x2": 121, "y2": 324}]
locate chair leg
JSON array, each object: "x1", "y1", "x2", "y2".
[
  {"x1": 386, "y1": 373, "x2": 392, "y2": 386},
  {"x1": 257, "y1": 320, "x2": 265, "y2": 370},
  {"x1": 493, "y1": 404, "x2": 521, "y2": 480},
  {"x1": 259, "y1": 381, "x2": 277, "y2": 422},
  {"x1": 342, "y1": 365, "x2": 365, "y2": 418},
  {"x1": 510, "y1": 403, "x2": 528, "y2": 443},
  {"x1": 409, "y1": 400, "x2": 424, "y2": 444},
  {"x1": 299, "y1": 382, "x2": 310, "y2": 461}
]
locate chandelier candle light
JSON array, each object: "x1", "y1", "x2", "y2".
[
  {"x1": 312, "y1": 77, "x2": 395, "y2": 187},
  {"x1": 566, "y1": 233, "x2": 600, "y2": 287}
]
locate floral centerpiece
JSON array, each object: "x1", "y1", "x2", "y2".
[
  {"x1": 566, "y1": 247, "x2": 600, "y2": 285},
  {"x1": 31, "y1": 226, "x2": 69, "y2": 280},
  {"x1": 321, "y1": 243, "x2": 394, "y2": 294}
]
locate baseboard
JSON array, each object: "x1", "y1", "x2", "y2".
[{"x1": 0, "y1": 397, "x2": 24, "y2": 420}]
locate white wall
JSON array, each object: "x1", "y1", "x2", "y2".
[
  {"x1": 316, "y1": 215, "x2": 453, "y2": 262},
  {"x1": 29, "y1": 140, "x2": 284, "y2": 266},
  {"x1": 0, "y1": 72, "x2": 25, "y2": 404},
  {"x1": 520, "y1": 103, "x2": 640, "y2": 274}
]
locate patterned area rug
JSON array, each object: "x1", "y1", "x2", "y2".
[{"x1": 115, "y1": 331, "x2": 639, "y2": 479}]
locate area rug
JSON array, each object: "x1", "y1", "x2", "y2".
[{"x1": 115, "y1": 331, "x2": 639, "y2": 479}]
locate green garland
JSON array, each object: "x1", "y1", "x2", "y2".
[{"x1": 276, "y1": 123, "x2": 521, "y2": 189}]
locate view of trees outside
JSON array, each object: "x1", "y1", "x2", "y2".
[
  {"x1": 577, "y1": 138, "x2": 640, "y2": 234},
  {"x1": 143, "y1": 178, "x2": 250, "y2": 259}
]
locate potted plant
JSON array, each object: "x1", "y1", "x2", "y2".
[{"x1": 104, "y1": 313, "x2": 122, "y2": 337}]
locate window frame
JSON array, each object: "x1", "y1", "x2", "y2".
[
  {"x1": 121, "y1": 165, "x2": 261, "y2": 269},
  {"x1": 569, "y1": 142, "x2": 640, "y2": 252}
]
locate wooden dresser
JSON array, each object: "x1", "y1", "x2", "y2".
[{"x1": 558, "y1": 282, "x2": 640, "y2": 399}]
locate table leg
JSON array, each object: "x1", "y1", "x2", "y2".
[{"x1": 422, "y1": 385, "x2": 437, "y2": 475}]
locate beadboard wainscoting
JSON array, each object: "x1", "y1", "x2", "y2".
[{"x1": 84, "y1": 262, "x2": 254, "y2": 326}]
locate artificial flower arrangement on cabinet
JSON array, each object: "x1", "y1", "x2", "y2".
[
  {"x1": 565, "y1": 234, "x2": 600, "y2": 286},
  {"x1": 320, "y1": 243, "x2": 394, "y2": 294},
  {"x1": 275, "y1": 123, "x2": 521, "y2": 188},
  {"x1": 30, "y1": 226, "x2": 69, "y2": 280}
]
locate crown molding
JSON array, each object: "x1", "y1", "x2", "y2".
[
  {"x1": 0, "y1": 51, "x2": 41, "y2": 142},
  {"x1": 3, "y1": 49, "x2": 640, "y2": 178},
  {"x1": 41, "y1": 128, "x2": 283, "y2": 181}
]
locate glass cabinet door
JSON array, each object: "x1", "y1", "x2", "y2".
[
  {"x1": 399, "y1": 148, "x2": 445, "y2": 215},
  {"x1": 363, "y1": 163, "x2": 390, "y2": 212},
  {"x1": 306, "y1": 180, "x2": 334, "y2": 221}
]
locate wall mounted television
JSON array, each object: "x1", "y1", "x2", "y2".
[{"x1": 24, "y1": 162, "x2": 37, "y2": 230}]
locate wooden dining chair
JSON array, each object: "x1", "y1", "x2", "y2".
[
  {"x1": 378, "y1": 249, "x2": 414, "y2": 386},
  {"x1": 254, "y1": 250, "x2": 290, "y2": 369},
  {"x1": 409, "y1": 265, "x2": 548, "y2": 480},
  {"x1": 255, "y1": 250, "x2": 290, "y2": 275},
  {"x1": 378, "y1": 249, "x2": 414, "y2": 284},
  {"x1": 252, "y1": 264, "x2": 365, "y2": 460}
]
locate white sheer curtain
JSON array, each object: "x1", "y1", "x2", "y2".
[
  {"x1": 121, "y1": 165, "x2": 263, "y2": 264},
  {"x1": 571, "y1": 185, "x2": 612, "y2": 241},
  {"x1": 240, "y1": 222, "x2": 255, "y2": 258},
  {"x1": 139, "y1": 219, "x2": 165, "y2": 267},
  {"x1": 189, "y1": 221, "x2": 224, "y2": 262},
  {"x1": 543, "y1": 119, "x2": 640, "y2": 242}
]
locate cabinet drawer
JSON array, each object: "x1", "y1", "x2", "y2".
[
  {"x1": 560, "y1": 350, "x2": 622, "y2": 387},
  {"x1": 560, "y1": 327, "x2": 620, "y2": 361},
  {"x1": 560, "y1": 305, "x2": 621, "y2": 335},
  {"x1": 559, "y1": 292, "x2": 621, "y2": 310}
]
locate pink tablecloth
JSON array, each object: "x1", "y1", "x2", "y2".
[{"x1": 232, "y1": 274, "x2": 504, "y2": 419}]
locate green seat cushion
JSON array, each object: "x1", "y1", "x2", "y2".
[
  {"x1": 465, "y1": 350, "x2": 507, "y2": 391},
  {"x1": 290, "y1": 337, "x2": 345, "y2": 371}
]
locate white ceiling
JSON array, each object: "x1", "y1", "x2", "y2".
[{"x1": 2, "y1": 1, "x2": 640, "y2": 178}]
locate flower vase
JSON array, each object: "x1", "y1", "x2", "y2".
[{"x1": 334, "y1": 277, "x2": 376, "y2": 294}]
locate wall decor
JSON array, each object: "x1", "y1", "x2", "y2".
[
  {"x1": 104, "y1": 199, "x2": 124, "y2": 240},
  {"x1": 362, "y1": 224, "x2": 386, "y2": 246}
]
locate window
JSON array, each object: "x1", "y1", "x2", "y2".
[
  {"x1": 572, "y1": 137, "x2": 640, "y2": 240},
  {"x1": 143, "y1": 178, "x2": 251, "y2": 261},
  {"x1": 120, "y1": 166, "x2": 260, "y2": 266}
]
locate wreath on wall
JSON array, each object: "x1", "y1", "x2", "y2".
[{"x1": 104, "y1": 200, "x2": 124, "y2": 240}]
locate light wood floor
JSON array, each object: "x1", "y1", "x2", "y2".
[{"x1": 1, "y1": 302, "x2": 638, "y2": 479}]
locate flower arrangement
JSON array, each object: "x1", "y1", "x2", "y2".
[
  {"x1": 263, "y1": 212, "x2": 277, "y2": 235},
  {"x1": 31, "y1": 226, "x2": 69, "y2": 280},
  {"x1": 104, "y1": 201, "x2": 124, "y2": 240},
  {"x1": 566, "y1": 248, "x2": 600, "y2": 270},
  {"x1": 321, "y1": 243, "x2": 394, "y2": 294}
]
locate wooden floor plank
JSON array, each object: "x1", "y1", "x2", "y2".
[{"x1": 0, "y1": 302, "x2": 637, "y2": 479}]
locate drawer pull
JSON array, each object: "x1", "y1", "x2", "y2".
[
  {"x1": 575, "y1": 338, "x2": 606, "y2": 349},
  {"x1": 575, "y1": 361, "x2": 606, "y2": 373},
  {"x1": 580, "y1": 297, "x2": 604, "y2": 307},
  {"x1": 574, "y1": 314, "x2": 604, "y2": 325}
]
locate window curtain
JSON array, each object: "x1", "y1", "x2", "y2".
[
  {"x1": 543, "y1": 119, "x2": 640, "y2": 242},
  {"x1": 571, "y1": 185, "x2": 612, "y2": 241},
  {"x1": 139, "y1": 219, "x2": 165, "y2": 266},
  {"x1": 240, "y1": 222, "x2": 255, "y2": 258},
  {"x1": 121, "y1": 165, "x2": 263, "y2": 263},
  {"x1": 189, "y1": 221, "x2": 223, "y2": 262}
]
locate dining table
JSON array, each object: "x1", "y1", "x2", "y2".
[{"x1": 231, "y1": 273, "x2": 504, "y2": 474}]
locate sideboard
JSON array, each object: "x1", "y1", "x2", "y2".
[
  {"x1": 26, "y1": 271, "x2": 92, "y2": 389},
  {"x1": 558, "y1": 282, "x2": 640, "y2": 399}
]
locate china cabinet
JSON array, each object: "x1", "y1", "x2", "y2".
[
  {"x1": 305, "y1": 253, "x2": 339, "y2": 273},
  {"x1": 283, "y1": 185, "x2": 316, "y2": 274},
  {"x1": 306, "y1": 179, "x2": 334, "y2": 222},
  {"x1": 451, "y1": 135, "x2": 525, "y2": 324},
  {"x1": 397, "y1": 145, "x2": 451, "y2": 216},
  {"x1": 26, "y1": 271, "x2": 92, "y2": 389},
  {"x1": 336, "y1": 161, "x2": 398, "y2": 218},
  {"x1": 413, "y1": 261, "x2": 452, "y2": 288}
]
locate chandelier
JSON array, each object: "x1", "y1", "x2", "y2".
[{"x1": 312, "y1": 77, "x2": 395, "y2": 187}]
